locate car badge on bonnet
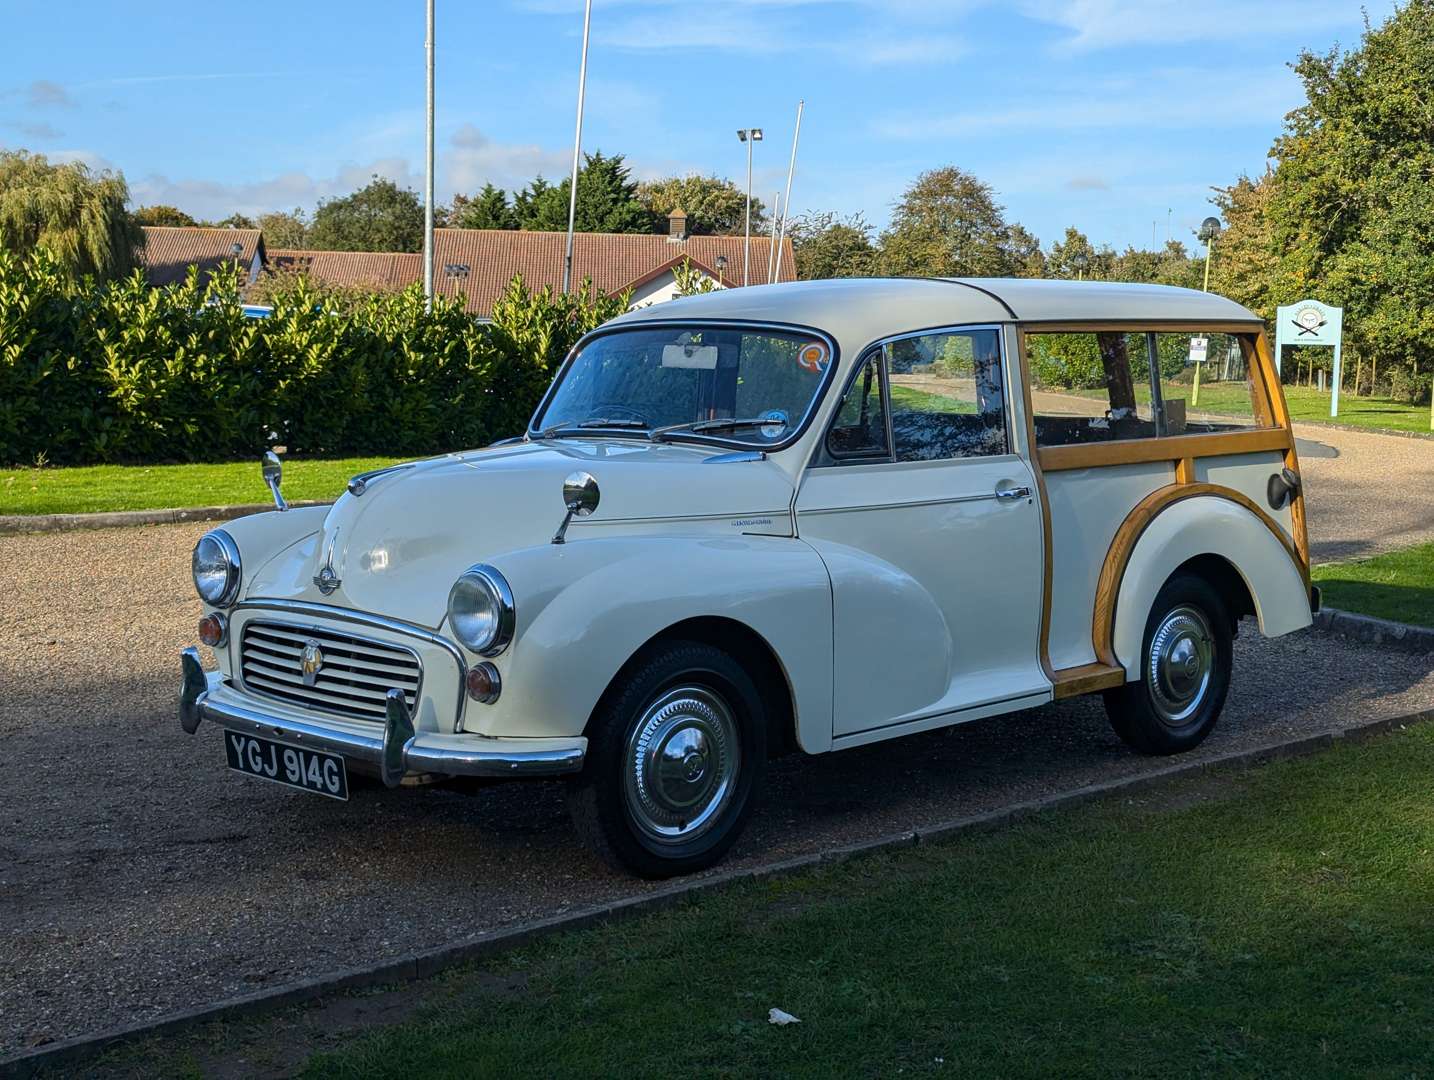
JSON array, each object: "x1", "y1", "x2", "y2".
[{"x1": 313, "y1": 529, "x2": 342, "y2": 595}]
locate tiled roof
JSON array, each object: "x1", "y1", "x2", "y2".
[
  {"x1": 266, "y1": 249, "x2": 422, "y2": 291},
  {"x1": 266, "y1": 229, "x2": 796, "y2": 317},
  {"x1": 140, "y1": 226, "x2": 264, "y2": 287}
]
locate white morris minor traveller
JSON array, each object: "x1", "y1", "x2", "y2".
[{"x1": 181, "y1": 278, "x2": 1315, "y2": 877}]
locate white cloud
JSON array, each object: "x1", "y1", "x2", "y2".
[
  {"x1": 25, "y1": 79, "x2": 73, "y2": 108},
  {"x1": 873, "y1": 67, "x2": 1302, "y2": 139},
  {"x1": 129, "y1": 158, "x2": 425, "y2": 219},
  {"x1": 447, "y1": 124, "x2": 571, "y2": 190},
  {"x1": 1011, "y1": 0, "x2": 1386, "y2": 51}
]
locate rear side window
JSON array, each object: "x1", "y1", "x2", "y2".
[
  {"x1": 1028, "y1": 330, "x2": 1272, "y2": 446},
  {"x1": 1028, "y1": 332, "x2": 1158, "y2": 446},
  {"x1": 1151, "y1": 332, "x2": 1270, "y2": 433}
]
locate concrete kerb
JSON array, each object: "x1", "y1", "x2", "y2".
[
  {"x1": 0, "y1": 502, "x2": 332, "y2": 536},
  {"x1": 6, "y1": 705, "x2": 1433, "y2": 1080},
  {"x1": 1312, "y1": 607, "x2": 1434, "y2": 654}
]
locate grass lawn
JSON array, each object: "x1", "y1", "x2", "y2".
[
  {"x1": 0, "y1": 457, "x2": 406, "y2": 515},
  {"x1": 1313, "y1": 541, "x2": 1434, "y2": 628},
  {"x1": 102, "y1": 722, "x2": 1434, "y2": 1078},
  {"x1": 1056, "y1": 379, "x2": 1431, "y2": 434}
]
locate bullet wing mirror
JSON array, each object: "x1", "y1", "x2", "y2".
[
  {"x1": 262, "y1": 451, "x2": 288, "y2": 511},
  {"x1": 552, "y1": 471, "x2": 599, "y2": 544}
]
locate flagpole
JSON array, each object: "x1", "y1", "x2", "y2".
[
  {"x1": 422, "y1": 0, "x2": 435, "y2": 311},
  {"x1": 774, "y1": 99, "x2": 804, "y2": 283},
  {"x1": 562, "y1": 0, "x2": 593, "y2": 295}
]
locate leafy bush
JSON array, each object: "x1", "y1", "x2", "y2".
[
  {"x1": 1387, "y1": 366, "x2": 1432, "y2": 405},
  {"x1": 0, "y1": 248, "x2": 627, "y2": 465}
]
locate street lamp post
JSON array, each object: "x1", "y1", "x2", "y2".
[
  {"x1": 737, "y1": 128, "x2": 763, "y2": 286},
  {"x1": 1199, "y1": 216, "x2": 1222, "y2": 293},
  {"x1": 1072, "y1": 252, "x2": 1089, "y2": 281}
]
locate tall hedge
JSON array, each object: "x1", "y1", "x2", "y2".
[{"x1": 0, "y1": 249, "x2": 627, "y2": 465}]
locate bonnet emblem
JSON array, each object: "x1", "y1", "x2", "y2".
[
  {"x1": 313, "y1": 529, "x2": 342, "y2": 595},
  {"x1": 299, "y1": 639, "x2": 325, "y2": 686}
]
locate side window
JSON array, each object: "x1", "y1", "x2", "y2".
[
  {"x1": 885, "y1": 329, "x2": 1008, "y2": 460},
  {"x1": 1028, "y1": 332, "x2": 1158, "y2": 446},
  {"x1": 1152, "y1": 332, "x2": 1270, "y2": 433},
  {"x1": 825, "y1": 355, "x2": 888, "y2": 458}
]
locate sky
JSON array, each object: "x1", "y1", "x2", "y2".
[{"x1": 0, "y1": 0, "x2": 1392, "y2": 252}]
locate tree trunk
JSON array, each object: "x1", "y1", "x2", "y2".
[{"x1": 1097, "y1": 332, "x2": 1140, "y2": 436}]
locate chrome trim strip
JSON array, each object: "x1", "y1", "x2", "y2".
[
  {"x1": 703, "y1": 450, "x2": 767, "y2": 464},
  {"x1": 347, "y1": 463, "x2": 416, "y2": 496},
  {"x1": 800, "y1": 492, "x2": 1000, "y2": 515},
  {"x1": 190, "y1": 688, "x2": 585, "y2": 778},
  {"x1": 235, "y1": 600, "x2": 468, "y2": 733}
]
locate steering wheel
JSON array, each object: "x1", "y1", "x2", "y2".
[{"x1": 588, "y1": 403, "x2": 649, "y2": 424}]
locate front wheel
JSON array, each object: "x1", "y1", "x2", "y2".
[
  {"x1": 1104, "y1": 573, "x2": 1233, "y2": 756},
  {"x1": 567, "y1": 641, "x2": 767, "y2": 878}
]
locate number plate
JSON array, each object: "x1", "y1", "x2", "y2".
[{"x1": 224, "y1": 731, "x2": 349, "y2": 801}]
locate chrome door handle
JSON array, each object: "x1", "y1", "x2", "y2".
[{"x1": 994, "y1": 485, "x2": 1032, "y2": 501}]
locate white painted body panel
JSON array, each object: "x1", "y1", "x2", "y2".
[
  {"x1": 796, "y1": 456, "x2": 1047, "y2": 735},
  {"x1": 472, "y1": 535, "x2": 835, "y2": 750},
  {"x1": 1195, "y1": 452, "x2": 1294, "y2": 542},
  {"x1": 1044, "y1": 463, "x2": 1173, "y2": 669},
  {"x1": 1112, "y1": 495, "x2": 1312, "y2": 675}
]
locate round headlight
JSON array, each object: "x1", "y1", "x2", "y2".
[
  {"x1": 447, "y1": 565, "x2": 515, "y2": 656},
  {"x1": 192, "y1": 530, "x2": 242, "y2": 608}
]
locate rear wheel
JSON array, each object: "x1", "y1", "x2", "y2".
[
  {"x1": 1104, "y1": 572, "x2": 1233, "y2": 756},
  {"x1": 567, "y1": 641, "x2": 767, "y2": 878}
]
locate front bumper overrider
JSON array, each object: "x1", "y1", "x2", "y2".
[{"x1": 180, "y1": 648, "x2": 585, "y2": 787}]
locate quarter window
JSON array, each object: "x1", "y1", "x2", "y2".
[{"x1": 1151, "y1": 332, "x2": 1270, "y2": 433}]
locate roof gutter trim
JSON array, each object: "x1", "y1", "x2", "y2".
[{"x1": 943, "y1": 278, "x2": 1019, "y2": 320}]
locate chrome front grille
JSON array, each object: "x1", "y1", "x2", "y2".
[{"x1": 239, "y1": 620, "x2": 422, "y2": 722}]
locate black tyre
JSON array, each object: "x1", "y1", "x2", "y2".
[
  {"x1": 566, "y1": 641, "x2": 767, "y2": 878},
  {"x1": 1103, "y1": 572, "x2": 1233, "y2": 756}
]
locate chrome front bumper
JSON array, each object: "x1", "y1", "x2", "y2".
[{"x1": 180, "y1": 648, "x2": 585, "y2": 786}]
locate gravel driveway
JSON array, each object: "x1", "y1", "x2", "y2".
[{"x1": 3, "y1": 439, "x2": 1432, "y2": 1055}]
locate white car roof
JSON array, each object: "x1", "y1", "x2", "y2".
[{"x1": 612, "y1": 277, "x2": 1263, "y2": 352}]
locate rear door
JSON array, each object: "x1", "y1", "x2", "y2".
[{"x1": 796, "y1": 325, "x2": 1047, "y2": 739}]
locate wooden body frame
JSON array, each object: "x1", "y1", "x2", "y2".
[{"x1": 1013, "y1": 322, "x2": 1310, "y2": 699}]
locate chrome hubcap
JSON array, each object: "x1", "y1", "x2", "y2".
[
  {"x1": 623, "y1": 686, "x2": 740, "y2": 845},
  {"x1": 1147, "y1": 605, "x2": 1214, "y2": 725}
]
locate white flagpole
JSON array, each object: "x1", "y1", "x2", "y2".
[
  {"x1": 423, "y1": 0, "x2": 435, "y2": 311},
  {"x1": 774, "y1": 99, "x2": 804, "y2": 283},
  {"x1": 766, "y1": 191, "x2": 780, "y2": 284},
  {"x1": 562, "y1": 0, "x2": 593, "y2": 295}
]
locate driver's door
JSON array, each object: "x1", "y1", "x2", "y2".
[{"x1": 796, "y1": 326, "x2": 1047, "y2": 740}]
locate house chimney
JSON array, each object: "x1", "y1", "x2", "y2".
[{"x1": 667, "y1": 209, "x2": 689, "y2": 242}]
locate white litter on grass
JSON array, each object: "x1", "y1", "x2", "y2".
[{"x1": 768, "y1": 1007, "x2": 801, "y2": 1026}]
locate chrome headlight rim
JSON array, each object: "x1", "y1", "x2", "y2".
[
  {"x1": 192, "y1": 529, "x2": 242, "y2": 609},
  {"x1": 447, "y1": 564, "x2": 515, "y2": 657}
]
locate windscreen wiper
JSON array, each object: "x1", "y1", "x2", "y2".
[
  {"x1": 651, "y1": 417, "x2": 784, "y2": 442},
  {"x1": 534, "y1": 418, "x2": 652, "y2": 439}
]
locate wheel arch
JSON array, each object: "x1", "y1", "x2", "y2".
[
  {"x1": 589, "y1": 616, "x2": 799, "y2": 759},
  {"x1": 1101, "y1": 488, "x2": 1312, "y2": 679}
]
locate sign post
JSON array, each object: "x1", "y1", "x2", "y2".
[
  {"x1": 1188, "y1": 335, "x2": 1209, "y2": 406},
  {"x1": 1274, "y1": 299, "x2": 1343, "y2": 417}
]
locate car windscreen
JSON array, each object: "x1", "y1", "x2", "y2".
[{"x1": 532, "y1": 325, "x2": 834, "y2": 448}]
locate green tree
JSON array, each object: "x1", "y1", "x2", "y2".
[
  {"x1": 450, "y1": 183, "x2": 516, "y2": 230},
  {"x1": 637, "y1": 174, "x2": 764, "y2": 235},
  {"x1": 201, "y1": 213, "x2": 257, "y2": 229},
  {"x1": 257, "y1": 209, "x2": 309, "y2": 248},
  {"x1": 1217, "y1": 2, "x2": 1434, "y2": 388},
  {"x1": 514, "y1": 152, "x2": 655, "y2": 234},
  {"x1": 879, "y1": 166, "x2": 1035, "y2": 278},
  {"x1": 0, "y1": 150, "x2": 142, "y2": 281},
  {"x1": 133, "y1": 205, "x2": 197, "y2": 227},
  {"x1": 308, "y1": 177, "x2": 425, "y2": 252},
  {"x1": 789, "y1": 211, "x2": 878, "y2": 279}
]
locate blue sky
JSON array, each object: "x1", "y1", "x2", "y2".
[{"x1": 0, "y1": 0, "x2": 1389, "y2": 252}]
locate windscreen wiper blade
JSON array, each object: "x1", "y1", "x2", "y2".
[
  {"x1": 651, "y1": 417, "x2": 782, "y2": 441},
  {"x1": 534, "y1": 418, "x2": 652, "y2": 439}
]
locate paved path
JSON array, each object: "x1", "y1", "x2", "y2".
[{"x1": 2, "y1": 521, "x2": 1433, "y2": 1055}]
